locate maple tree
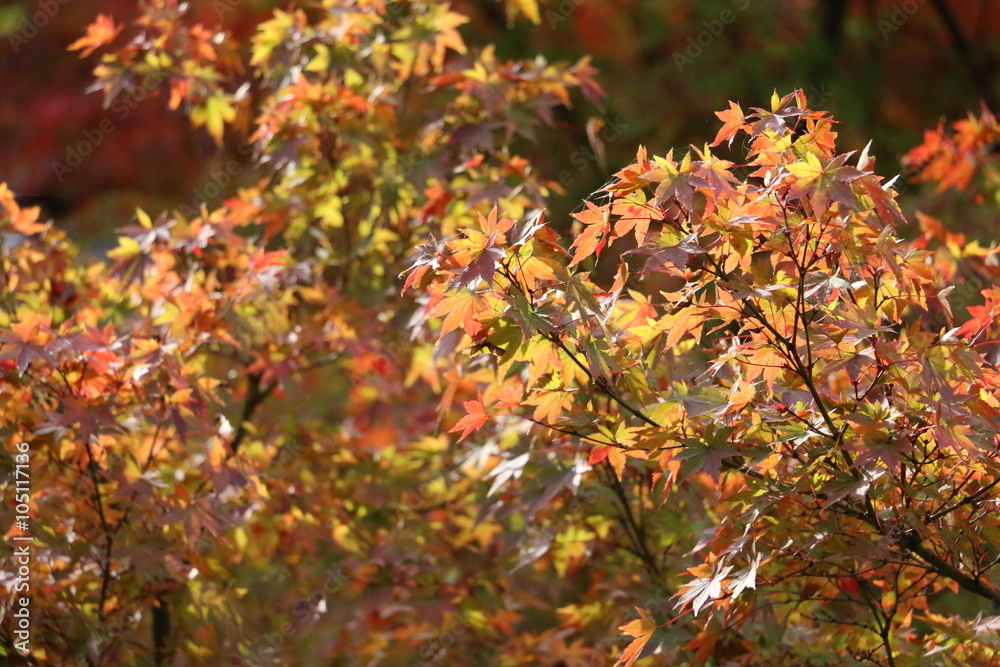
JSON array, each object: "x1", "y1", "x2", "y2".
[
  {"x1": 412, "y1": 89, "x2": 1000, "y2": 665},
  {"x1": 3, "y1": 2, "x2": 1000, "y2": 666}
]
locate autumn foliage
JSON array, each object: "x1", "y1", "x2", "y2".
[{"x1": 4, "y1": 2, "x2": 1000, "y2": 666}]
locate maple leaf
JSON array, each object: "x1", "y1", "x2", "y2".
[
  {"x1": 401, "y1": 239, "x2": 441, "y2": 293},
  {"x1": 974, "y1": 615, "x2": 1000, "y2": 636},
  {"x1": 250, "y1": 249, "x2": 289, "y2": 269},
  {"x1": 648, "y1": 151, "x2": 711, "y2": 211},
  {"x1": 433, "y1": 10, "x2": 469, "y2": 62},
  {"x1": 658, "y1": 305, "x2": 707, "y2": 350},
  {"x1": 724, "y1": 377, "x2": 755, "y2": 414},
  {"x1": 450, "y1": 394, "x2": 489, "y2": 440},
  {"x1": 676, "y1": 427, "x2": 737, "y2": 482},
  {"x1": 820, "y1": 469, "x2": 884, "y2": 509},
  {"x1": 588, "y1": 445, "x2": 611, "y2": 466},
  {"x1": 746, "y1": 90, "x2": 806, "y2": 136},
  {"x1": 569, "y1": 201, "x2": 611, "y2": 267},
  {"x1": 508, "y1": 0, "x2": 541, "y2": 24},
  {"x1": 958, "y1": 300, "x2": 998, "y2": 338},
  {"x1": 526, "y1": 390, "x2": 568, "y2": 423},
  {"x1": 727, "y1": 553, "x2": 762, "y2": 600},
  {"x1": 486, "y1": 452, "x2": 529, "y2": 495},
  {"x1": 610, "y1": 200, "x2": 657, "y2": 244},
  {"x1": 607, "y1": 448, "x2": 627, "y2": 480},
  {"x1": 626, "y1": 234, "x2": 703, "y2": 275},
  {"x1": 742, "y1": 345, "x2": 786, "y2": 396},
  {"x1": 0, "y1": 186, "x2": 46, "y2": 234},
  {"x1": 712, "y1": 101, "x2": 746, "y2": 147},
  {"x1": 511, "y1": 209, "x2": 547, "y2": 248},
  {"x1": 447, "y1": 208, "x2": 515, "y2": 290},
  {"x1": 450, "y1": 244, "x2": 504, "y2": 291},
  {"x1": 684, "y1": 618, "x2": 723, "y2": 666},
  {"x1": 678, "y1": 565, "x2": 732, "y2": 615},
  {"x1": 934, "y1": 422, "x2": 980, "y2": 456},
  {"x1": 493, "y1": 381, "x2": 525, "y2": 410},
  {"x1": 0, "y1": 313, "x2": 59, "y2": 375},
  {"x1": 430, "y1": 290, "x2": 488, "y2": 338},
  {"x1": 68, "y1": 14, "x2": 122, "y2": 58},
  {"x1": 615, "y1": 607, "x2": 657, "y2": 667},
  {"x1": 191, "y1": 94, "x2": 237, "y2": 146},
  {"x1": 786, "y1": 151, "x2": 864, "y2": 212}
]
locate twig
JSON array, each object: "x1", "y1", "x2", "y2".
[
  {"x1": 601, "y1": 460, "x2": 666, "y2": 583},
  {"x1": 929, "y1": 0, "x2": 997, "y2": 109},
  {"x1": 152, "y1": 593, "x2": 171, "y2": 665},
  {"x1": 230, "y1": 372, "x2": 277, "y2": 454},
  {"x1": 83, "y1": 439, "x2": 113, "y2": 622}
]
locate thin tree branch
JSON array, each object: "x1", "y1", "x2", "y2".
[
  {"x1": 230, "y1": 372, "x2": 277, "y2": 454},
  {"x1": 152, "y1": 593, "x2": 171, "y2": 666},
  {"x1": 929, "y1": 0, "x2": 997, "y2": 109},
  {"x1": 898, "y1": 532, "x2": 1000, "y2": 607},
  {"x1": 925, "y1": 475, "x2": 1000, "y2": 524},
  {"x1": 83, "y1": 438, "x2": 113, "y2": 622},
  {"x1": 601, "y1": 460, "x2": 666, "y2": 583},
  {"x1": 542, "y1": 332, "x2": 765, "y2": 480}
]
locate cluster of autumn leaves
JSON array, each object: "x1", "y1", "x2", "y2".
[
  {"x1": 408, "y1": 90, "x2": 1000, "y2": 663},
  {"x1": 4, "y1": 1, "x2": 1000, "y2": 665}
]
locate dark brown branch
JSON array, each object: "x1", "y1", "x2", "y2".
[
  {"x1": 601, "y1": 460, "x2": 667, "y2": 583},
  {"x1": 898, "y1": 532, "x2": 1000, "y2": 607},
  {"x1": 230, "y1": 372, "x2": 277, "y2": 454},
  {"x1": 819, "y1": 0, "x2": 849, "y2": 52},
  {"x1": 929, "y1": 0, "x2": 997, "y2": 109},
  {"x1": 710, "y1": 227, "x2": 1000, "y2": 610},
  {"x1": 152, "y1": 593, "x2": 171, "y2": 665},
  {"x1": 925, "y1": 475, "x2": 1000, "y2": 524},
  {"x1": 832, "y1": 494, "x2": 1000, "y2": 608},
  {"x1": 83, "y1": 439, "x2": 113, "y2": 622},
  {"x1": 542, "y1": 332, "x2": 764, "y2": 480}
]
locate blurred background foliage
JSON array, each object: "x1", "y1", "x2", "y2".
[{"x1": 2, "y1": 0, "x2": 998, "y2": 244}]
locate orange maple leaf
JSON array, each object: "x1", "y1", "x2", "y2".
[
  {"x1": 569, "y1": 201, "x2": 611, "y2": 267},
  {"x1": 493, "y1": 381, "x2": 525, "y2": 411},
  {"x1": 525, "y1": 390, "x2": 567, "y2": 423},
  {"x1": 430, "y1": 290, "x2": 487, "y2": 338},
  {"x1": 615, "y1": 607, "x2": 657, "y2": 667},
  {"x1": 68, "y1": 15, "x2": 122, "y2": 58},
  {"x1": 450, "y1": 394, "x2": 489, "y2": 440},
  {"x1": 712, "y1": 101, "x2": 745, "y2": 148},
  {"x1": 250, "y1": 250, "x2": 289, "y2": 269}
]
